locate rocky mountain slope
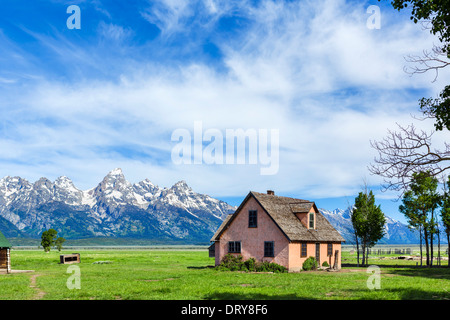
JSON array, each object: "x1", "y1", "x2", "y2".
[
  {"x1": 0, "y1": 169, "x2": 235, "y2": 243},
  {"x1": 319, "y1": 208, "x2": 423, "y2": 244},
  {"x1": 0, "y1": 169, "x2": 430, "y2": 244}
]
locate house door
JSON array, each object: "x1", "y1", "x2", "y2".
[{"x1": 315, "y1": 243, "x2": 320, "y2": 265}]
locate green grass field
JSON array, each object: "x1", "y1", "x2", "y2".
[{"x1": 1, "y1": 249, "x2": 449, "y2": 300}]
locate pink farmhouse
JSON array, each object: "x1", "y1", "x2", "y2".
[{"x1": 210, "y1": 191, "x2": 345, "y2": 272}]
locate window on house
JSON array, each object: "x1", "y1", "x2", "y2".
[
  {"x1": 228, "y1": 241, "x2": 241, "y2": 253},
  {"x1": 264, "y1": 241, "x2": 274, "y2": 257},
  {"x1": 248, "y1": 210, "x2": 257, "y2": 228},
  {"x1": 301, "y1": 242, "x2": 307, "y2": 257},
  {"x1": 309, "y1": 212, "x2": 314, "y2": 229},
  {"x1": 327, "y1": 243, "x2": 333, "y2": 256}
]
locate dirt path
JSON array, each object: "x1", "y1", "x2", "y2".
[{"x1": 29, "y1": 274, "x2": 46, "y2": 300}]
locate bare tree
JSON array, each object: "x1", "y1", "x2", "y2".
[
  {"x1": 369, "y1": 0, "x2": 450, "y2": 195},
  {"x1": 369, "y1": 123, "x2": 450, "y2": 194},
  {"x1": 404, "y1": 45, "x2": 450, "y2": 83}
]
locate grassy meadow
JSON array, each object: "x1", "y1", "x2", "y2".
[{"x1": 1, "y1": 248, "x2": 450, "y2": 300}]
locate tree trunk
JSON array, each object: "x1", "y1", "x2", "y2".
[
  {"x1": 437, "y1": 228, "x2": 441, "y2": 266},
  {"x1": 355, "y1": 237, "x2": 360, "y2": 267},
  {"x1": 447, "y1": 233, "x2": 450, "y2": 268},
  {"x1": 419, "y1": 226, "x2": 423, "y2": 267},
  {"x1": 366, "y1": 247, "x2": 370, "y2": 266},
  {"x1": 430, "y1": 225, "x2": 434, "y2": 267},
  {"x1": 361, "y1": 241, "x2": 367, "y2": 267},
  {"x1": 430, "y1": 234, "x2": 434, "y2": 267},
  {"x1": 424, "y1": 228, "x2": 430, "y2": 267},
  {"x1": 362, "y1": 244, "x2": 365, "y2": 267}
]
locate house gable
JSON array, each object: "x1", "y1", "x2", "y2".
[
  {"x1": 215, "y1": 194, "x2": 290, "y2": 266},
  {"x1": 211, "y1": 191, "x2": 345, "y2": 244},
  {"x1": 251, "y1": 192, "x2": 345, "y2": 242},
  {"x1": 212, "y1": 192, "x2": 290, "y2": 242}
]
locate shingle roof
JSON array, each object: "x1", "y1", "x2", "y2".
[
  {"x1": 0, "y1": 230, "x2": 11, "y2": 248},
  {"x1": 211, "y1": 191, "x2": 345, "y2": 243},
  {"x1": 210, "y1": 214, "x2": 233, "y2": 242}
]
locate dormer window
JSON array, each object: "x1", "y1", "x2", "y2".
[
  {"x1": 309, "y1": 212, "x2": 314, "y2": 229},
  {"x1": 249, "y1": 210, "x2": 257, "y2": 228}
]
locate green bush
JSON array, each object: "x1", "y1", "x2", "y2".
[
  {"x1": 322, "y1": 261, "x2": 329, "y2": 267},
  {"x1": 216, "y1": 255, "x2": 287, "y2": 273},
  {"x1": 259, "y1": 262, "x2": 287, "y2": 273},
  {"x1": 244, "y1": 257, "x2": 256, "y2": 272},
  {"x1": 254, "y1": 261, "x2": 287, "y2": 273},
  {"x1": 302, "y1": 256, "x2": 317, "y2": 271},
  {"x1": 217, "y1": 254, "x2": 245, "y2": 271}
]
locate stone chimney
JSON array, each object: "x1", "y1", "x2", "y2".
[{"x1": 267, "y1": 190, "x2": 274, "y2": 195}]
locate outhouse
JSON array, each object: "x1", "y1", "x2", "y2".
[{"x1": 0, "y1": 231, "x2": 11, "y2": 273}]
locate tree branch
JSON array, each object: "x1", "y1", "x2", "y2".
[
  {"x1": 368, "y1": 123, "x2": 450, "y2": 195},
  {"x1": 403, "y1": 44, "x2": 450, "y2": 82}
]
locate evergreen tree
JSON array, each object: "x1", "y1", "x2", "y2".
[
  {"x1": 399, "y1": 171, "x2": 441, "y2": 267},
  {"x1": 352, "y1": 189, "x2": 386, "y2": 266},
  {"x1": 55, "y1": 237, "x2": 66, "y2": 252},
  {"x1": 40, "y1": 228, "x2": 58, "y2": 253},
  {"x1": 441, "y1": 175, "x2": 450, "y2": 267}
]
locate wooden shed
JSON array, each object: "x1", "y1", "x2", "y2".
[
  {"x1": 60, "y1": 253, "x2": 80, "y2": 264},
  {"x1": 0, "y1": 231, "x2": 11, "y2": 273}
]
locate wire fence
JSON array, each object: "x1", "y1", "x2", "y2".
[
  {"x1": 358, "y1": 248, "x2": 412, "y2": 255},
  {"x1": 343, "y1": 245, "x2": 449, "y2": 256}
]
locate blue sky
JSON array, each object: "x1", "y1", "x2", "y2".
[{"x1": 1, "y1": 0, "x2": 449, "y2": 223}]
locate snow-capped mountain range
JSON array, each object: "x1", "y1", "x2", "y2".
[
  {"x1": 0, "y1": 168, "x2": 235, "y2": 242},
  {"x1": 0, "y1": 168, "x2": 424, "y2": 244},
  {"x1": 319, "y1": 208, "x2": 422, "y2": 244}
]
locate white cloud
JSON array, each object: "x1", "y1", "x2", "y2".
[
  {"x1": 97, "y1": 22, "x2": 134, "y2": 42},
  {"x1": 140, "y1": 0, "x2": 194, "y2": 36},
  {"x1": 0, "y1": 0, "x2": 447, "y2": 201}
]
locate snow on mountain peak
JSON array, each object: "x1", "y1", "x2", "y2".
[
  {"x1": 55, "y1": 176, "x2": 77, "y2": 189},
  {"x1": 173, "y1": 180, "x2": 189, "y2": 188},
  {"x1": 0, "y1": 176, "x2": 29, "y2": 189},
  {"x1": 98, "y1": 168, "x2": 130, "y2": 192},
  {"x1": 107, "y1": 168, "x2": 124, "y2": 177},
  {"x1": 0, "y1": 170, "x2": 235, "y2": 237}
]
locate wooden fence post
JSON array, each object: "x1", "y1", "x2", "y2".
[{"x1": 333, "y1": 250, "x2": 340, "y2": 270}]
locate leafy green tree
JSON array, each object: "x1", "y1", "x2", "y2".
[
  {"x1": 350, "y1": 204, "x2": 361, "y2": 266},
  {"x1": 387, "y1": 0, "x2": 450, "y2": 53},
  {"x1": 386, "y1": 0, "x2": 450, "y2": 124},
  {"x1": 40, "y1": 228, "x2": 58, "y2": 252},
  {"x1": 399, "y1": 171, "x2": 441, "y2": 267},
  {"x1": 400, "y1": 185, "x2": 426, "y2": 265},
  {"x1": 55, "y1": 237, "x2": 66, "y2": 252},
  {"x1": 420, "y1": 85, "x2": 450, "y2": 131},
  {"x1": 370, "y1": 1, "x2": 450, "y2": 190},
  {"x1": 352, "y1": 189, "x2": 386, "y2": 267},
  {"x1": 441, "y1": 175, "x2": 450, "y2": 266},
  {"x1": 388, "y1": 0, "x2": 450, "y2": 130}
]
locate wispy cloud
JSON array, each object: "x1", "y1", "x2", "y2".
[{"x1": 0, "y1": 0, "x2": 447, "y2": 202}]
